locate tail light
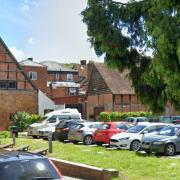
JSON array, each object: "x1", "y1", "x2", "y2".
[
  {"x1": 77, "y1": 129, "x2": 84, "y2": 133},
  {"x1": 49, "y1": 159, "x2": 63, "y2": 179},
  {"x1": 63, "y1": 128, "x2": 69, "y2": 132}
]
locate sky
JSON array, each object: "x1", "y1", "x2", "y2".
[{"x1": 0, "y1": 0, "x2": 107, "y2": 63}]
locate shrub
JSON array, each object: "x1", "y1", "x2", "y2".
[
  {"x1": 99, "y1": 111, "x2": 152, "y2": 121},
  {"x1": 0, "y1": 131, "x2": 11, "y2": 138},
  {"x1": 12, "y1": 112, "x2": 41, "y2": 131},
  {"x1": 99, "y1": 112, "x2": 111, "y2": 122}
]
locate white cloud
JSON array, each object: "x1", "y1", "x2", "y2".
[
  {"x1": 9, "y1": 47, "x2": 26, "y2": 61},
  {"x1": 28, "y1": 37, "x2": 35, "y2": 45},
  {"x1": 21, "y1": 4, "x2": 30, "y2": 11}
]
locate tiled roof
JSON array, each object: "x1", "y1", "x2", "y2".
[
  {"x1": 40, "y1": 61, "x2": 78, "y2": 72},
  {"x1": 95, "y1": 63, "x2": 135, "y2": 94},
  {"x1": 20, "y1": 59, "x2": 46, "y2": 67}
]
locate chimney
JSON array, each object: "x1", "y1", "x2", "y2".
[
  {"x1": 80, "y1": 60, "x2": 86, "y2": 66},
  {"x1": 28, "y1": 57, "x2": 33, "y2": 61}
]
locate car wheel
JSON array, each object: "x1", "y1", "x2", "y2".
[
  {"x1": 83, "y1": 135, "x2": 93, "y2": 145},
  {"x1": 130, "y1": 140, "x2": 141, "y2": 151},
  {"x1": 144, "y1": 150, "x2": 151, "y2": 155},
  {"x1": 32, "y1": 135, "x2": 38, "y2": 139},
  {"x1": 96, "y1": 142, "x2": 102, "y2": 146},
  {"x1": 72, "y1": 141, "x2": 78, "y2": 144},
  {"x1": 165, "y1": 143, "x2": 176, "y2": 156}
]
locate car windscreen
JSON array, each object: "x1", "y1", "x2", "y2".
[
  {"x1": 0, "y1": 158, "x2": 61, "y2": 180},
  {"x1": 159, "y1": 126, "x2": 180, "y2": 136},
  {"x1": 127, "y1": 125, "x2": 147, "y2": 133}
]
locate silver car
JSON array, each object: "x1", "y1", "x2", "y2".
[{"x1": 68, "y1": 122, "x2": 102, "y2": 145}]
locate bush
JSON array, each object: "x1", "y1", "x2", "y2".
[
  {"x1": 12, "y1": 112, "x2": 41, "y2": 131},
  {"x1": 0, "y1": 131, "x2": 11, "y2": 138},
  {"x1": 99, "y1": 111, "x2": 152, "y2": 121}
]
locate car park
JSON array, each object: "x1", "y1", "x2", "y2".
[
  {"x1": 54, "y1": 120, "x2": 83, "y2": 141},
  {"x1": 110, "y1": 123, "x2": 169, "y2": 151},
  {"x1": 27, "y1": 108, "x2": 82, "y2": 138},
  {"x1": 0, "y1": 149, "x2": 63, "y2": 180},
  {"x1": 141, "y1": 125, "x2": 180, "y2": 155},
  {"x1": 68, "y1": 122, "x2": 102, "y2": 145},
  {"x1": 93, "y1": 122, "x2": 131, "y2": 145}
]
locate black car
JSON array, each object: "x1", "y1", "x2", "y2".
[
  {"x1": 55, "y1": 120, "x2": 83, "y2": 141},
  {"x1": 0, "y1": 149, "x2": 63, "y2": 180},
  {"x1": 141, "y1": 125, "x2": 180, "y2": 156}
]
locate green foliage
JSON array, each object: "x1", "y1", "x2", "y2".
[
  {"x1": 0, "y1": 131, "x2": 11, "y2": 138},
  {"x1": 99, "y1": 111, "x2": 152, "y2": 121},
  {"x1": 82, "y1": 0, "x2": 180, "y2": 113},
  {"x1": 99, "y1": 112, "x2": 112, "y2": 121},
  {"x1": 12, "y1": 112, "x2": 41, "y2": 131}
]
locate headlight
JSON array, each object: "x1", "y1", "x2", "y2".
[
  {"x1": 153, "y1": 141, "x2": 164, "y2": 145},
  {"x1": 119, "y1": 137, "x2": 130, "y2": 141}
]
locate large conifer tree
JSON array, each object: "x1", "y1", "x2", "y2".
[{"x1": 82, "y1": 0, "x2": 180, "y2": 113}]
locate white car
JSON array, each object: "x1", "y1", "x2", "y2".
[
  {"x1": 27, "y1": 108, "x2": 82, "y2": 138},
  {"x1": 110, "y1": 123, "x2": 169, "y2": 151}
]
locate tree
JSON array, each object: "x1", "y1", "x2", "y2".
[{"x1": 81, "y1": 0, "x2": 180, "y2": 113}]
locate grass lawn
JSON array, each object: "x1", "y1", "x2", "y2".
[{"x1": 1, "y1": 137, "x2": 180, "y2": 180}]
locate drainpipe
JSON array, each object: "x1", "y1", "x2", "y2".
[{"x1": 112, "y1": 94, "x2": 115, "y2": 112}]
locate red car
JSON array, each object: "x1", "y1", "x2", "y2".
[{"x1": 93, "y1": 122, "x2": 130, "y2": 145}]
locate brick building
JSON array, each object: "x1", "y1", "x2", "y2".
[
  {"x1": 40, "y1": 61, "x2": 79, "y2": 98},
  {"x1": 21, "y1": 58, "x2": 47, "y2": 94},
  {"x1": 86, "y1": 63, "x2": 148, "y2": 120},
  {"x1": 0, "y1": 37, "x2": 38, "y2": 130}
]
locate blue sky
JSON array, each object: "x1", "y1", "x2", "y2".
[{"x1": 0, "y1": 0, "x2": 105, "y2": 63}]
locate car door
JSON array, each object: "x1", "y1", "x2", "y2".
[{"x1": 68, "y1": 124, "x2": 84, "y2": 141}]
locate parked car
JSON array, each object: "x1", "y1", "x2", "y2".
[
  {"x1": 27, "y1": 108, "x2": 82, "y2": 138},
  {"x1": 54, "y1": 120, "x2": 83, "y2": 141},
  {"x1": 141, "y1": 125, "x2": 180, "y2": 155},
  {"x1": 93, "y1": 122, "x2": 131, "y2": 145},
  {"x1": 0, "y1": 149, "x2": 63, "y2": 180},
  {"x1": 124, "y1": 117, "x2": 149, "y2": 124},
  {"x1": 68, "y1": 122, "x2": 102, "y2": 145},
  {"x1": 159, "y1": 115, "x2": 180, "y2": 124},
  {"x1": 110, "y1": 123, "x2": 169, "y2": 151}
]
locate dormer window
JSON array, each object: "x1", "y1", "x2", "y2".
[{"x1": 29, "y1": 71, "x2": 37, "y2": 80}]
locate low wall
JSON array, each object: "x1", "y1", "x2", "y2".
[{"x1": 50, "y1": 158, "x2": 119, "y2": 180}]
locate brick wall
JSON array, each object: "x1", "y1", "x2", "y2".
[
  {"x1": 22, "y1": 66, "x2": 47, "y2": 93},
  {"x1": 0, "y1": 90, "x2": 38, "y2": 130},
  {"x1": 47, "y1": 72, "x2": 78, "y2": 82},
  {"x1": 87, "y1": 94, "x2": 148, "y2": 120}
]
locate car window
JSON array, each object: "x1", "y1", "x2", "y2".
[
  {"x1": 71, "y1": 124, "x2": 83, "y2": 130},
  {"x1": 0, "y1": 159, "x2": 60, "y2": 180},
  {"x1": 159, "y1": 126, "x2": 180, "y2": 136},
  {"x1": 47, "y1": 116, "x2": 57, "y2": 123},
  {"x1": 159, "y1": 116, "x2": 171, "y2": 123},
  {"x1": 155, "y1": 125, "x2": 167, "y2": 131},
  {"x1": 127, "y1": 125, "x2": 147, "y2": 133},
  {"x1": 144, "y1": 126, "x2": 158, "y2": 133},
  {"x1": 99, "y1": 124, "x2": 111, "y2": 130},
  {"x1": 137, "y1": 118, "x2": 147, "y2": 122},
  {"x1": 116, "y1": 124, "x2": 127, "y2": 130},
  {"x1": 89, "y1": 124, "x2": 101, "y2": 129}
]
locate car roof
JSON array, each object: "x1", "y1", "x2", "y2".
[{"x1": 0, "y1": 149, "x2": 45, "y2": 163}]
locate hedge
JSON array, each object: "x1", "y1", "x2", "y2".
[{"x1": 99, "y1": 111, "x2": 152, "y2": 122}]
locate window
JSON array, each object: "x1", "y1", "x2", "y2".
[
  {"x1": 67, "y1": 73, "x2": 73, "y2": 81},
  {"x1": 55, "y1": 73, "x2": 59, "y2": 80},
  {"x1": 0, "y1": 81, "x2": 17, "y2": 89},
  {"x1": 29, "y1": 71, "x2": 37, "y2": 80},
  {"x1": 69, "y1": 88, "x2": 76, "y2": 96}
]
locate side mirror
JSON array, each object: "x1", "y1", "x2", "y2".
[{"x1": 142, "y1": 130, "x2": 148, "y2": 135}]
